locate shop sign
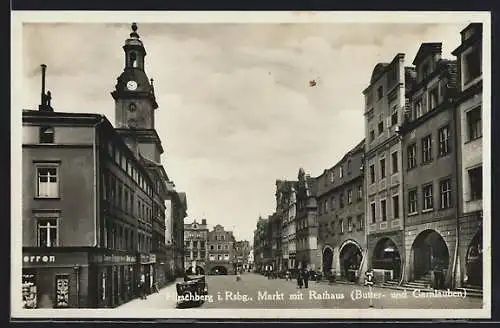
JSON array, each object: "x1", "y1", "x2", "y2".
[
  {"x1": 23, "y1": 255, "x2": 56, "y2": 263},
  {"x1": 93, "y1": 254, "x2": 136, "y2": 264}
]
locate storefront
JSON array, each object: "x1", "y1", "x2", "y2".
[
  {"x1": 138, "y1": 253, "x2": 156, "y2": 294},
  {"x1": 22, "y1": 248, "x2": 88, "y2": 309},
  {"x1": 90, "y1": 252, "x2": 137, "y2": 308}
]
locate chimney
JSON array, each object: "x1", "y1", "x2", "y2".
[
  {"x1": 202, "y1": 219, "x2": 207, "y2": 225},
  {"x1": 38, "y1": 64, "x2": 54, "y2": 112}
]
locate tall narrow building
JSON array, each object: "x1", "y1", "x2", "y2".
[{"x1": 362, "y1": 54, "x2": 408, "y2": 283}]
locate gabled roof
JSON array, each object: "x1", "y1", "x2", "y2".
[{"x1": 412, "y1": 42, "x2": 442, "y2": 65}]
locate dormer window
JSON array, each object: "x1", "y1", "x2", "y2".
[
  {"x1": 39, "y1": 126, "x2": 54, "y2": 143},
  {"x1": 339, "y1": 166, "x2": 343, "y2": 178}
]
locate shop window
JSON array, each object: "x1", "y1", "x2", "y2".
[
  {"x1": 55, "y1": 274, "x2": 70, "y2": 308},
  {"x1": 39, "y1": 126, "x2": 55, "y2": 143},
  {"x1": 22, "y1": 270, "x2": 37, "y2": 308},
  {"x1": 37, "y1": 218, "x2": 58, "y2": 247},
  {"x1": 36, "y1": 166, "x2": 59, "y2": 198}
]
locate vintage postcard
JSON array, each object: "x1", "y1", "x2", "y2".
[{"x1": 11, "y1": 11, "x2": 491, "y2": 319}]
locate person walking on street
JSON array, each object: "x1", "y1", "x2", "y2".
[
  {"x1": 303, "y1": 268, "x2": 309, "y2": 289},
  {"x1": 297, "y1": 269, "x2": 303, "y2": 289}
]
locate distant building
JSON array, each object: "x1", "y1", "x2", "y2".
[
  {"x1": 183, "y1": 219, "x2": 208, "y2": 274},
  {"x1": 294, "y1": 168, "x2": 319, "y2": 270},
  {"x1": 276, "y1": 180, "x2": 297, "y2": 270},
  {"x1": 247, "y1": 246, "x2": 255, "y2": 271},
  {"x1": 206, "y1": 225, "x2": 236, "y2": 275},
  {"x1": 253, "y1": 216, "x2": 271, "y2": 272},
  {"x1": 452, "y1": 23, "x2": 483, "y2": 291},
  {"x1": 234, "y1": 240, "x2": 251, "y2": 271},
  {"x1": 315, "y1": 140, "x2": 366, "y2": 282}
]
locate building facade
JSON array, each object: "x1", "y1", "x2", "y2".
[
  {"x1": 295, "y1": 168, "x2": 319, "y2": 270},
  {"x1": 363, "y1": 54, "x2": 408, "y2": 283},
  {"x1": 21, "y1": 23, "x2": 187, "y2": 309},
  {"x1": 183, "y1": 219, "x2": 208, "y2": 274},
  {"x1": 401, "y1": 43, "x2": 459, "y2": 288},
  {"x1": 253, "y1": 216, "x2": 271, "y2": 272},
  {"x1": 206, "y1": 225, "x2": 236, "y2": 275},
  {"x1": 452, "y1": 23, "x2": 483, "y2": 290},
  {"x1": 170, "y1": 191, "x2": 188, "y2": 277},
  {"x1": 276, "y1": 180, "x2": 297, "y2": 270},
  {"x1": 234, "y1": 240, "x2": 251, "y2": 271},
  {"x1": 316, "y1": 140, "x2": 366, "y2": 282}
]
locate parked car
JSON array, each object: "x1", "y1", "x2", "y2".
[{"x1": 176, "y1": 275, "x2": 208, "y2": 308}]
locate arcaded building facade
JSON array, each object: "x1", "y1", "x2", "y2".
[
  {"x1": 401, "y1": 43, "x2": 459, "y2": 288},
  {"x1": 183, "y1": 219, "x2": 208, "y2": 274},
  {"x1": 452, "y1": 23, "x2": 483, "y2": 290},
  {"x1": 363, "y1": 54, "x2": 408, "y2": 283},
  {"x1": 316, "y1": 140, "x2": 366, "y2": 281}
]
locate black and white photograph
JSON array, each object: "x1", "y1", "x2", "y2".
[{"x1": 11, "y1": 11, "x2": 490, "y2": 319}]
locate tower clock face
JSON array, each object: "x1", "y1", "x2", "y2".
[{"x1": 126, "y1": 80, "x2": 138, "y2": 91}]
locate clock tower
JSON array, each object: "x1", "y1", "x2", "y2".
[{"x1": 112, "y1": 23, "x2": 164, "y2": 162}]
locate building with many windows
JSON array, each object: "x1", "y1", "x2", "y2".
[
  {"x1": 206, "y1": 225, "x2": 236, "y2": 275},
  {"x1": 400, "y1": 42, "x2": 459, "y2": 289},
  {"x1": 21, "y1": 23, "x2": 187, "y2": 309},
  {"x1": 234, "y1": 240, "x2": 251, "y2": 272},
  {"x1": 294, "y1": 168, "x2": 319, "y2": 270},
  {"x1": 316, "y1": 140, "x2": 366, "y2": 282},
  {"x1": 362, "y1": 54, "x2": 409, "y2": 283},
  {"x1": 253, "y1": 216, "x2": 271, "y2": 272},
  {"x1": 276, "y1": 180, "x2": 297, "y2": 270},
  {"x1": 183, "y1": 219, "x2": 208, "y2": 274},
  {"x1": 452, "y1": 23, "x2": 483, "y2": 291}
]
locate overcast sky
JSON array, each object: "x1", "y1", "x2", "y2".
[{"x1": 21, "y1": 22, "x2": 466, "y2": 242}]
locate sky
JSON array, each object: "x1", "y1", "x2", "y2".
[{"x1": 21, "y1": 21, "x2": 466, "y2": 243}]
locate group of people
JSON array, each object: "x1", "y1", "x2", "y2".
[{"x1": 295, "y1": 268, "x2": 310, "y2": 289}]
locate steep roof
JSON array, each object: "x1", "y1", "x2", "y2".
[{"x1": 412, "y1": 42, "x2": 442, "y2": 65}]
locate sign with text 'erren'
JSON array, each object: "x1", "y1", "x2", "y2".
[{"x1": 24, "y1": 255, "x2": 56, "y2": 263}]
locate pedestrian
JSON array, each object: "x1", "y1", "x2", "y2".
[
  {"x1": 139, "y1": 274, "x2": 147, "y2": 300},
  {"x1": 297, "y1": 270, "x2": 303, "y2": 289},
  {"x1": 303, "y1": 268, "x2": 309, "y2": 289}
]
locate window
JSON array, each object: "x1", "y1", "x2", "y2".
[
  {"x1": 370, "y1": 202, "x2": 376, "y2": 223},
  {"x1": 193, "y1": 241, "x2": 198, "y2": 248},
  {"x1": 339, "y1": 193, "x2": 344, "y2": 208},
  {"x1": 37, "y1": 218, "x2": 58, "y2": 247},
  {"x1": 200, "y1": 241, "x2": 205, "y2": 248},
  {"x1": 422, "y1": 63, "x2": 430, "y2": 80},
  {"x1": 378, "y1": 121, "x2": 384, "y2": 134},
  {"x1": 347, "y1": 190, "x2": 353, "y2": 204},
  {"x1": 329, "y1": 171, "x2": 335, "y2": 183},
  {"x1": 391, "y1": 151, "x2": 398, "y2": 174},
  {"x1": 439, "y1": 179, "x2": 452, "y2": 209},
  {"x1": 408, "y1": 188, "x2": 418, "y2": 214},
  {"x1": 39, "y1": 126, "x2": 54, "y2": 143},
  {"x1": 380, "y1": 199, "x2": 387, "y2": 221},
  {"x1": 209, "y1": 254, "x2": 215, "y2": 261},
  {"x1": 391, "y1": 106, "x2": 398, "y2": 126},
  {"x1": 357, "y1": 215, "x2": 364, "y2": 231},
  {"x1": 380, "y1": 158, "x2": 386, "y2": 179},
  {"x1": 331, "y1": 197, "x2": 335, "y2": 209},
  {"x1": 217, "y1": 244, "x2": 222, "y2": 250},
  {"x1": 370, "y1": 164, "x2": 376, "y2": 184},
  {"x1": 377, "y1": 86, "x2": 383, "y2": 100},
  {"x1": 370, "y1": 130, "x2": 375, "y2": 142},
  {"x1": 124, "y1": 190, "x2": 129, "y2": 212},
  {"x1": 438, "y1": 125, "x2": 451, "y2": 156},
  {"x1": 347, "y1": 217, "x2": 353, "y2": 232},
  {"x1": 36, "y1": 166, "x2": 59, "y2": 198},
  {"x1": 464, "y1": 46, "x2": 481, "y2": 84},
  {"x1": 423, "y1": 184, "x2": 434, "y2": 210},
  {"x1": 392, "y1": 195, "x2": 399, "y2": 219},
  {"x1": 467, "y1": 107, "x2": 482, "y2": 141},
  {"x1": 218, "y1": 255, "x2": 222, "y2": 261},
  {"x1": 55, "y1": 274, "x2": 70, "y2": 308},
  {"x1": 347, "y1": 160, "x2": 352, "y2": 174},
  {"x1": 421, "y1": 135, "x2": 433, "y2": 163},
  {"x1": 429, "y1": 87, "x2": 439, "y2": 109},
  {"x1": 224, "y1": 244, "x2": 229, "y2": 250},
  {"x1": 339, "y1": 219, "x2": 344, "y2": 234},
  {"x1": 210, "y1": 245, "x2": 214, "y2": 250},
  {"x1": 415, "y1": 98, "x2": 423, "y2": 118},
  {"x1": 357, "y1": 185, "x2": 363, "y2": 201},
  {"x1": 339, "y1": 166, "x2": 343, "y2": 178},
  {"x1": 469, "y1": 166, "x2": 483, "y2": 200},
  {"x1": 407, "y1": 143, "x2": 417, "y2": 169}
]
